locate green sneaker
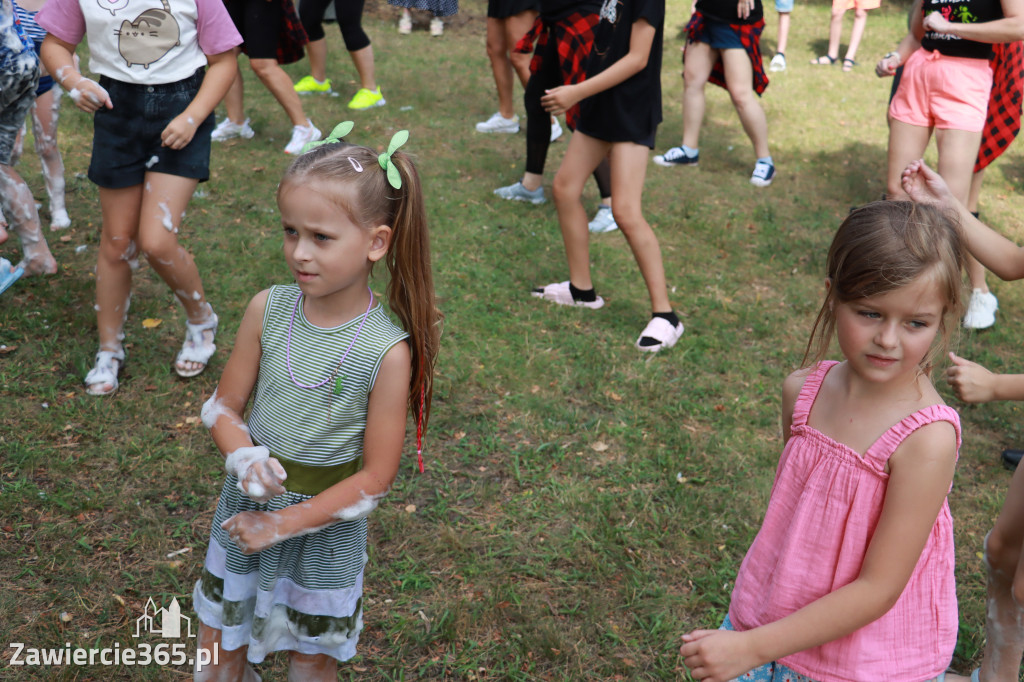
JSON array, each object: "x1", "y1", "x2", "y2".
[
  {"x1": 347, "y1": 87, "x2": 385, "y2": 110},
  {"x1": 294, "y1": 75, "x2": 332, "y2": 95}
]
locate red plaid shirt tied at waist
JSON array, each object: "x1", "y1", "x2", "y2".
[{"x1": 684, "y1": 10, "x2": 768, "y2": 96}]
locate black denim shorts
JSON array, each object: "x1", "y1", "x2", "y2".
[{"x1": 88, "y1": 69, "x2": 214, "y2": 188}]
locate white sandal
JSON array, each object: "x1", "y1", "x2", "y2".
[
  {"x1": 175, "y1": 311, "x2": 218, "y2": 378},
  {"x1": 635, "y1": 317, "x2": 684, "y2": 353},
  {"x1": 85, "y1": 348, "x2": 125, "y2": 396}
]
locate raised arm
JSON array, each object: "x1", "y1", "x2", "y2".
[
  {"x1": 681, "y1": 420, "x2": 957, "y2": 682},
  {"x1": 540, "y1": 18, "x2": 657, "y2": 116},
  {"x1": 903, "y1": 160, "x2": 1024, "y2": 280},
  {"x1": 221, "y1": 340, "x2": 412, "y2": 554}
]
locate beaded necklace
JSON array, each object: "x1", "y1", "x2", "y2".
[{"x1": 286, "y1": 287, "x2": 374, "y2": 407}]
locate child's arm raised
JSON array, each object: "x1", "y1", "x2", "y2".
[
  {"x1": 681, "y1": 421, "x2": 957, "y2": 682},
  {"x1": 160, "y1": 49, "x2": 238, "y2": 150},
  {"x1": 946, "y1": 352, "x2": 1024, "y2": 403},
  {"x1": 221, "y1": 341, "x2": 412, "y2": 555},
  {"x1": 540, "y1": 18, "x2": 656, "y2": 116},
  {"x1": 903, "y1": 160, "x2": 1024, "y2": 280}
]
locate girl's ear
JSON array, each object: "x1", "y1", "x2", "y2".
[{"x1": 368, "y1": 225, "x2": 393, "y2": 262}]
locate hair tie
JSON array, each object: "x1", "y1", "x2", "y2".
[
  {"x1": 301, "y1": 121, "x2": 355, "y2": 154},
  {"x1": 348, "y1": 157, "x2": 363, "y2": 173},
  {"x1": 378, "y1": 130, "x2": 409, "y2": 189}
]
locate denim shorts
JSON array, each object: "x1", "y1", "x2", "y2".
[
  {"x1": 775, "y1": 0, "x2": 794, "y2": 12},
  {"x1": 699, "y1": 18, "x2": 745, "y2": 50},
  {"x1": 88, "y1": 69, "x2": 214, "y2": 188}
]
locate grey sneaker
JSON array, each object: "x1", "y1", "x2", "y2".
[
  {"x1": 211, "y1": 117, "x2": 255, "y2": 142},
  {"x1": 494, "y1": 181, "x2": 545, "y2": 204},
  {"x1": 653, "y1": 146, "x2": 698, "y2": 167},
  {"x1": 588, "y1": 205, "x2": 618, "y2": 233}
]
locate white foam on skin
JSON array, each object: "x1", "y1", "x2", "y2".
[
  {"x1": 224, "y1": 446, "x2": 283, "y2": 502},
  {"x1": 157, "y1": 201, "x2": 176, "y2": 232},
  {"x1": 332, "y1": 491, "x2": 385, "y2": 522},
  {"x1": 192, "y1": 291, "x2": 201, "y2": 301},
  {"x1": 200, "y1": 390, "x2": 248, "y2": 434},
  {"x1": 146, "y1": 155, "x2": 159, "y2": 169}
]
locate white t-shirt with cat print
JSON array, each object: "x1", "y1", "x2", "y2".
[{"x1": 37, "y1": 0, "x2": 240, "y2": 84}]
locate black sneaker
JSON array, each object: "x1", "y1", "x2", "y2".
[
  {"x1": 653, "y1": 146, "x2": 699, "y2": 167},
  {"x1": 1002, "y1": 448, "x2": 1023, "y2": 469}
]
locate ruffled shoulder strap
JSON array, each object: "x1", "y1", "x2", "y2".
[
  {"x1": 864, "y1": 404, "x2": 962, "y2": 464},
  {"x1": 790, "y1": 361, "x2": 839, "y2": 428}
]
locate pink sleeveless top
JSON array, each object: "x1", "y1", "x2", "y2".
[{"x1": 728, "y1": 361, "x2": 959, "y2": 682}]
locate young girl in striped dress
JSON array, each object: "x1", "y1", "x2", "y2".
[{"x1": 193, "y1": 128, "x2": 439, "y2": 681}]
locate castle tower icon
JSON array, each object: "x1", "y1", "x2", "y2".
[{"x1": 133, "y1": 597, "x2": 194, "y2": 638}]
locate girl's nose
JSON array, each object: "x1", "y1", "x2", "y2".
[
  {"x1": 875, "y1": 322, "x2": 898, "y2": 348},
  {"x1": 292, "y1": 237, "x2": 313, "y2": 262}
]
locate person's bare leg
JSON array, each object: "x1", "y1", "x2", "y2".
[
  {"x1": 30, "y1": 89, "x2": 68, "y2": 227},
  {"x1": 721, "y1": 49, "x2": 770, "y2": 159},
  {"x1": 967, "y1": 168, "x2": 986, "y2": 213},
  {"x1": 287, "y1": 652, "x2": 337, "y2": 682},
  {"x1": 521, "y1": 171, "x2": 543, "y2": 192},
  {"x1": 826, "y1": 6, "x2": 845, "y2": 59},
  {"x1": 249, "y1": 58, "x2": 308, "y2": 127},
  {"x1": 976, "y1": 464, "x2": 1024, "y2": 682},
  {"x1": 0, "y1": 164, "x2": 56, "y2": 275},
  {"x1": 936, "y1": 127, "x2": 986, "y2": 291},
  {"x1": 552, "y1": 131, "x2": 609, "y2": 290},
  {"x1": 681, "y1": 41, "x2": 716, "y2": 149},
  {"x1": 194, "y1": 623, "x2": 259, "y2": 681},
  {"x1": 885, "y1": 119, "x2": 931, "y2": 199},
  {"x1": 776, "y1": 12, "x2": 790, "y2": 55},
  {"x1": 608, "y1": 142, "x2": 670, "y2": 312},
  {"x1": 505, "y1": 10, "x2": 538, "y2": 88},
  {"x1": 349, "y1": 44, "x2": 377, "y2": 92},
  {"x1": 94, "y1": 185, "x2": 142, "y2": 378},
  {"x1": 845, "y1": 8, "x2": 868, "y2": 63},
  {"x1": 223, "y1": 49, "x2": 246, "y2": 124},
  {"x1": 137, "y1": 172, "x2": 214, "y2": 375},
  {"x1": 485, "y1": 17, "x2": 515, "y2": 119},
  {"x1": 307, "y1": 37, "x2": 328, "y2": 82}
]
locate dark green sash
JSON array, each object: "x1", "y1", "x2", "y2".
[{"x1": 276, "y1": 455, "x2": 363, "y2": 496}]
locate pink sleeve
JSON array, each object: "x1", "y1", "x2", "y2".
[
  {"x1": 195, "y1": 0, "x2": 242, "y2": 55},
  {"x1": 35, "y1": 0, "x2": 85, "y2": 45}
]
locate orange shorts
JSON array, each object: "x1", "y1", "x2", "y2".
[
  {"x1": 889, "y1": 48, "x2": 993, "y2": 131},
  {"x1": 832, "y1": 0, "x2": 880, "y2": 11}
]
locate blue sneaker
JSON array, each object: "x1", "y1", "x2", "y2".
[
  {"x1": 653, "y1": 146, "x2": 698, "y2": 167},
  {"x1": 494, "y1": 181, "x2": 546, "y2": 204}
]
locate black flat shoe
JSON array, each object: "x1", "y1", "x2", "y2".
[{"x1": 1001, "y1": 448, "x2": 1023, "y2": 469}]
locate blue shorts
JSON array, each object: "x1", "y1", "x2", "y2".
[
  {"x1": 89, "y1": 69, "x2": 214, "y2": 188},
  {"x1": 698, "y1": 18, "x2": 744, "y2": 50},
  {"x1": 775, "y1": 0, "x2": 794, "y2": 12}
]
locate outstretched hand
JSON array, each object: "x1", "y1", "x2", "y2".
[
  {"x1": 680, "y1": 629, "x2": 760, "y2": 682},
  {"x1": 900, "y1": 159, "x2": 956, "y2": 209},
  {"x1": 945, "y1": 352, "x2": 997, "y2": 404}
]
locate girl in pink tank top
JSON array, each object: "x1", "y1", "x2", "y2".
[{"x1": 681, "y1": 201, "x2": 972, "y2": 682}]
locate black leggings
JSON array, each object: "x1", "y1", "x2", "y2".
[
  {"x1": 524, "y1": 34, "x2": 611, "y2": 199},
  {"x1": 300, "y1": 0, "x2": 370, "y2": 52}
]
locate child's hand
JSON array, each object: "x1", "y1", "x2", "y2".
[
  {"x1": 946, "y1": 352, "x2": 997, "y2": 403},
  {"x1": 67, "y1": 77, "x2": 112, "y2": 114},
  {"x1": 737, "y1": 0, "x2": 755, "y2": 20},
  {"x1": 901, "y1": 159, "x2": 955, "y2": 208},
  {"x1": 221, "y1": 511, "x2": 287, "y2": 554},
  {"x1": 541, "y1": 85, "x2": 581, "y2": 116},
  {"x1": 225, "y1": 445, "x2": 288, "y2": 502},
  {"x1": 161, "y1": 113, "x2": 199, "y2": 150},
  {"x1": 680, "y1": 629, "x2": 760, "y2": 682},
  {"x1": 923, "y1": 11, "x2": 952, "y2": 33},
  {"x1": 875, "y1": 52, "x2": 900, "y2": 77}
]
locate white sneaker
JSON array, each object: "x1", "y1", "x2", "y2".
[
  {"x1": 476, "y1": 112, "x2": 520, "y2": 134},
  {"x1": 398, "y1": 13, "x2": 412, "y2": 33},
  {"x1": 769, "y1": 53, "x2": 787, "y2": 72},
  {"x1": 211, "y1": 117, "x2": 255, "y2": 142},
  {"x1": 550, "y1": 118, "x2": 563, "y2": 142},
  {"x1": 963, "y1": 289, "x2": 998, "y2": 329},
  {"x1": 284, "y1": 120, "x2": 322, "y2": 155},
  {"x1": 430, "y1": 17, "x2": 444, "y2": 36},
  {"x1": 588, "y1": 205, "x2": 618, "y2": 233}
]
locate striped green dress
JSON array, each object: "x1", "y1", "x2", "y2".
[{"x1": 193, "y1": 284, "x2": 408, "y2": 663}]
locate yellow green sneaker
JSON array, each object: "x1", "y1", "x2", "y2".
[
  {"x1": 294, "y1": 75, "x2": 332, "y2": 95},
  {"x1": 347, "y1": 87, "x2": 385, "y2": 110}
]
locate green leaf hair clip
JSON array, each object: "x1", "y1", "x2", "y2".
[
  {"x1": 300, "y1": 121, "x2": 355, "y2": 154},
  {"x1": 378, "y1": 129, "x2": 410, "y2": 189}
]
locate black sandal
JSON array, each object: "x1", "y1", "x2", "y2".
[
  {"x1": 810, "y1": 55, "x2": 837, "y2": 65},
  {"x1": 842, "y1": 57, "x2": 857, "y2": 71}
]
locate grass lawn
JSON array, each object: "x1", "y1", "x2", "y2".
[{"x1": 3, "y1": 0, "x2": 1024, "y2": 678}]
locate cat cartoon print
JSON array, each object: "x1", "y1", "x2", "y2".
[{"x1": 115, "y1": 0, "x2": 181, "y2": 69}]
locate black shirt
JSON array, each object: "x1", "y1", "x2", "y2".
[
  {"x1": 696, "y1": 0, "x2": 763, "y2": 25},
  {"x1": 921, "y1": 0, "x2": 1002, "y2": 59}
]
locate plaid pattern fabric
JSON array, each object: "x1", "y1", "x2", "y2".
[
  {"x1": 684, "y1": 10, "x2": 768, "y2": 96},
  {"x1": 514, "y1": 13, "x2": 600, "y2": 130},
  {"x1": 238, "y1": 0, "x2": 308, "y2": 65},
  {"x1": 975, "y1": 41, "x2": 1024, "y2": 172}
]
